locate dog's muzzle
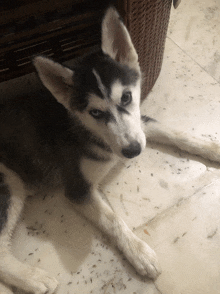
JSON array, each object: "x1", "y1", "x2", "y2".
[{"x1": 121, "y1": 141, "x2": 141, "y2": 159}]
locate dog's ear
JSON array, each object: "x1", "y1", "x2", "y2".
[
  {"x1": 101, "y1": 7, "x2": 139, "y2": 70},
  {"x1": 33, "y1": 56, "x2": 73, "y2": 109}
]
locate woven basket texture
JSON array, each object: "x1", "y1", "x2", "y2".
[{"x1": 124, "y1": 0, "x2": 172, "y2": 99}]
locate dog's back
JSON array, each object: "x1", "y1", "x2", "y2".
[{"x1": 0, "y1": 90, "x2": 69, "y2": 188}]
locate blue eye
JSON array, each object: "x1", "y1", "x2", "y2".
[
  {"x1": 121, "y1": 92, "x2": 132, "y2": 106},
  {"x1": 89, "y1": 109, "x2": 104, "y2": 119}
]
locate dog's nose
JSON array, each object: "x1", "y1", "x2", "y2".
[{"x1": 121, "y1": 141, "x2": 141, "y2": 158}]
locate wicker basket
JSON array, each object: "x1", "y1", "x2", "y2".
[
  {"x1": 0, "y1": 0, "x2": 175, "y2": 99},
  {"x1": 117, "y1": 0, "x2": 173, "y2": 100}
]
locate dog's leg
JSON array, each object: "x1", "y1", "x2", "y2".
[
  {"x1": 72, "y1": 188, "x2": 161, "y2": 279},
  {"x1": 0, "y1": 164, "x2": 58, "y2": 294},
  {"x1": 142, "y1": 116, "x2": 220, "y2": 163}
]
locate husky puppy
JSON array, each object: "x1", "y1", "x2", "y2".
[{"x1": 0, "y1": 7, "x2": 219, "y2": 294}]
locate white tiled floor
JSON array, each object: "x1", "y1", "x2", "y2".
[{"x1": 4, "y1": 0, "x2": 220, "y2": 293}]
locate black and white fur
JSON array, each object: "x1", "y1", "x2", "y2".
[{"x1": 0, "y1": 7, "x2": 220, "y2": 294}]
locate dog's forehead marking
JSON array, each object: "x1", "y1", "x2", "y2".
[
  {"x1": 110, "y1": 80, "x2": 125, "y2": 104},
  {"x1": 92, "y1": 69, "x2": 107, "y2": 98}
]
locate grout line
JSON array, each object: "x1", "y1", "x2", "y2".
[
  {"x1": 166, "y1": 36, "x2": 220, "y2": 85},
  {"x1": 149, "y1": 180, "x2": 214, "y2": 224},
  {"x1": 155, "y1": 283, "x2": 164, "y2": 294},
  {"x1": 134, "y1": 179, "x2": 217, "y2": 232}
]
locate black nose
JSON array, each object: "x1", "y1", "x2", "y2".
[{"x1": 121, "y1": 141, "x2": 141, "y2": 158}]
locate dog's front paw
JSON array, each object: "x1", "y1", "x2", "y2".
[
  {"x1": 22, "y1": 267, "x2": 58, "y2": 294},
  {"x1": 124, "y1": 236, "x2": 161, "y2": 279}
]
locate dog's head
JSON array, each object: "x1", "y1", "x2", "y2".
[{"x1": 33, "y1": 7, "x2": 145, "y2": 159}]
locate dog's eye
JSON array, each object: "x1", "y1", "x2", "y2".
[
  {"x1": 121, "y1": 92, "x2": 132, "y2": 106},
  {"x1": 89, "y1": 109, "x2": 104, "y2": 119}
]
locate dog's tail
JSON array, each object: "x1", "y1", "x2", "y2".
[{"x1": 142, "y1": 116, "x2": 220, "y2": 163}]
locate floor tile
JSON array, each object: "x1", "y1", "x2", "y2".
[
  {"x1": 141, "y1": 37, "x2": 220, "y2": 142},
  {"x1": 136, "y1": 179, "x2": 220, "y2": 294},
  {"x1": 101, "y1": 146, "x2": 217, "y2": 229},
  {"x1": 168, "y1": 0, "x2": 220, "y2": 83}
]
